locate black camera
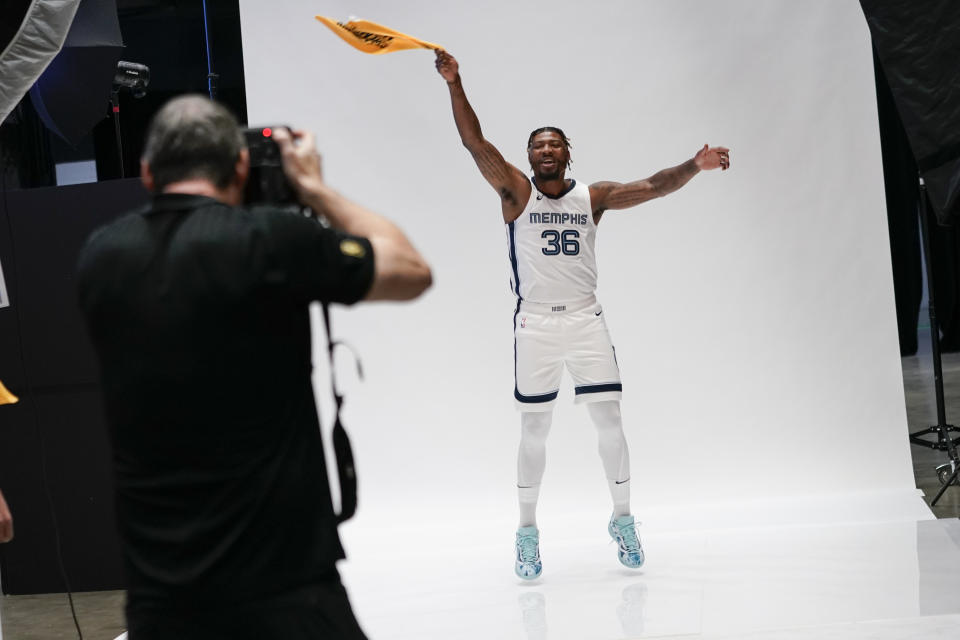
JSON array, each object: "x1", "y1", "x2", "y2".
[{"x1": 242, "y1": 126, "x2": 297, "y2": 206}]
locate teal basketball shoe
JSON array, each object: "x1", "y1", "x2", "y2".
[
  {"x1": 608, "y1": 514, "x2": 645, "y2": 569},
  {"x1": 515, "y1": 526, "x2": 543, "y2": 579}
]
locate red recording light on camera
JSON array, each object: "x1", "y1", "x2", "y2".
[{"x1": 262, "y1": 127, "x2": 272, "y2": 137}]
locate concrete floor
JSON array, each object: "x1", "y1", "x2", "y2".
[
  {"x1": 2, "y1": 329, "x2": 959, "y2": 640},
  {"x1": 0, "y1": 590, "x2": 125, "y2": 640}
]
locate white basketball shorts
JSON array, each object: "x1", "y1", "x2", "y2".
[{"x1": 512, "y1": 295, "x2": 622, "y2": 411}]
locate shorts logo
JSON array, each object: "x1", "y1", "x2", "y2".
[
  {"x1": 521, "y1": 317, "x2": 527, "y2": 328},
  {"x1": 551, "y1": 305, "x2": 566, "y2": 312}
]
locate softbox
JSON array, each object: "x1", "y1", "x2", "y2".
[
  {"x1": 0, "y1": 0, "x2": 83, "y2": 125},
  {"x1": 29, "y1": 0, "x2": 123, "y2": 147},
  {"x1": 861, "y1": 0, "x2": 960, "y2": 225}
]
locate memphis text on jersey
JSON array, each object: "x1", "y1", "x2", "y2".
[{"x1": 529, "y1": 212, "x2": 590, "y2": 225}]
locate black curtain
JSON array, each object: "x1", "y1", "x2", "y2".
[
  {"x1": 874, "y1": 49, "x2": 960, "y2": 356},
  {"x1": 0, "y1": 94, "x2": 56, "y2": 189},
  {"x1": 0, "y1": 0, "x2": 33, "y2": 53},
  {"x1": 875, "y1": 48, "x2": 923, "y2": 356},
  {"x1": 861, "y1": 0, "x2": 960, "y2": 226},
  {"x1": 927, "y1": 212, "x2": 960, "y2": 353}
]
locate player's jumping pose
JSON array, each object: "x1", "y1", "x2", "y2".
[{"x1": 435, "y1": 50, "x2": 730, "y2": 579}]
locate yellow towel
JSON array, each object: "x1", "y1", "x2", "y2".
[
  {"x1": 0, "y1": 380, "x2": 17, "y2": 406},
  {"x1": 315, "y1": 16, "x2": 442, "y2": 54}
]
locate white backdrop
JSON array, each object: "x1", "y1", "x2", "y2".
[{"x1": 238, "y1": 1, "x2": 924, "y2": 530}]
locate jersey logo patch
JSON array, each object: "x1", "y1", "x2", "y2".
[
  {"x1": 340, "y1": 239, "x2": 366, "y2": 258},
  {"x1": 521, "y1": 317, "x2": 527, "y2": 328}
]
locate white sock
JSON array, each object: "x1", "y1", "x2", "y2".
[
  {"x1": 587, "y1": 400, "x2": 631, "y2": 517},
  {"x1": 518, "y1": 487, "x2": 540, "y2": 529},
  {"x1": 517, "y1": 410, "x2": 553, "y2": 528}
]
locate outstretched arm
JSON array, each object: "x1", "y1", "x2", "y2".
[
  {"x1": 435, "y1": 50, "x2": 530, "y2": 222},
  {"x1": 590, "y1": 145, "x2": 730, "y2": 219}
]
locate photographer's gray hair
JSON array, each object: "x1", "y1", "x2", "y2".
[{"x1": 141, "y1": 95, "x2": 246, "y2": 191}]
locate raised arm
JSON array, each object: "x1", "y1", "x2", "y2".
[
  {"x1": 435, "y1": 50, "x2": 530, "y2": 223},
  {"x1": 273, "y1": 128, "x2": 432, "y2": 302},
  {"x1": 589, "y1": 144, "x2": 730, "y2": 221}
]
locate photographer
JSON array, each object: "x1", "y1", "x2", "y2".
[{"x1": 77, "y1": 95, "x2": 431, "y2": 639}]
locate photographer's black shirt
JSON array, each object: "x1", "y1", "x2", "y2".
[{"x1": 77, "y1": 194, "x2": 374, "y2": 606}]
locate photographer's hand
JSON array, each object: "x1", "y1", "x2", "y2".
[
  {"x1": 271, "y1": 127, "x2": 325, "y2": 200},
  {"x1": 0, "y1": 489, "x2": 13, "y2": 543},
  {"x1": 272, "y1": 128, "x2": 432, "y2": 301}
]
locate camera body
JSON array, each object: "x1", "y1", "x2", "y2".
[{"x1": 242, "y1": 126, "x2": 297, "y2": 206}]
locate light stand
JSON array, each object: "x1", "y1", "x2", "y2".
[
  {"x1": 202, "y1": 0, "x2": 218, "y2": 100},
  {"x1": 108, "y1": 61, "x2": 149, "y2": 179},
  {"x1": 108, "y1": 88, "x2": 123, "y2": 178},
  {"x1": 909, "y1": 176, "x2": 960, "y2": 505}
]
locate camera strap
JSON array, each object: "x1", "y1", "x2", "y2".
[{"x1": 321, "y1": 302, "x2": 358, "y2": 523}]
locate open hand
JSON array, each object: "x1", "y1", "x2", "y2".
[
  {"x1": 694, "y1": 144, "x2": 731, "y2": 171},
  {"x1": 435, "y1": 50, "x2": 459, "y2": 83}
]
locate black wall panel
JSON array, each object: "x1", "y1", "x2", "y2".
[
  {"x1": 0, "y1": 178, "x2": 148, "y2": 594},
  {"x1": 5, "y1": 179, "x2": 148, "y2": 388}
]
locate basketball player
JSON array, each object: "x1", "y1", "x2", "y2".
[{"x1": 435, "y1": 50, "x2": 730, "y2": 579}]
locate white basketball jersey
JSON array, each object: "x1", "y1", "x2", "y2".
[{"x1": 505, "y1": 179, "x2": 598, "y2": 303}]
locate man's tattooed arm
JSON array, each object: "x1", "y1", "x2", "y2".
[
  {"x1": 591, "y1": 159, "x2": 700, "y2": 214},
  {"x1": 437, "y1": 51, "x2": 529, "y2": 222},
  {"x1": 590, "y1": 145, "x2": 730, "y2": 221}
]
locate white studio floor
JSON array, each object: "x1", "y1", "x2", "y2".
[{"x1": 336, "y1": 499, "x2": 960, "y2": 640}]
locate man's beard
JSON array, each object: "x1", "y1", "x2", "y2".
[{"x1": 536, "y1": 165, "x2": 562, "y2": 181}]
